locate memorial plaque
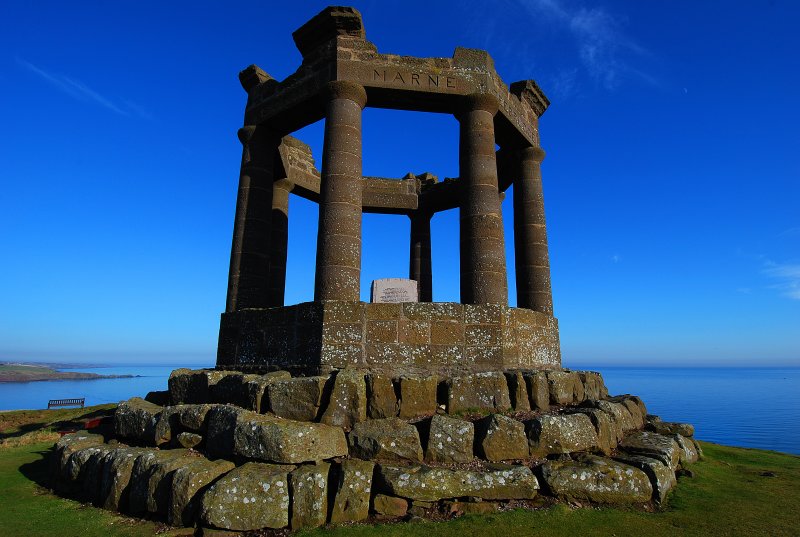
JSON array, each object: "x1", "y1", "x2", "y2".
[{"x1": 371, "y1": 278, "x2": 418, "y2": 303}]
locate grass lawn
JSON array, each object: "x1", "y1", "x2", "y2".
[{"x1": 1, "y1": 407, "x2": 798, "y2": 536}]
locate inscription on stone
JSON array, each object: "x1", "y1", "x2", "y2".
[
  {"x1": 371, "y1": 278, "x2": 418, "y2": 303},
  {"x1": 372, "y1": 69, "x2": 457, "y2": 90}
]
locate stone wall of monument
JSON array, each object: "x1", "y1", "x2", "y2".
[{"x1": 217, "y1": 302, "x2": 561, "y2": 375}]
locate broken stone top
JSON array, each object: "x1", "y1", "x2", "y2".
[
  {"x1": 292, "y1": 6, "x2": 366, "y2": 57},
  {"x1": 244, "y1": 5, "x2": 549, "y2": 148}
]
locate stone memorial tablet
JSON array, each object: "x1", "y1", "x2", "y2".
[{"x1": 371, "y1": 278, "x2": 418, "y2": 303}]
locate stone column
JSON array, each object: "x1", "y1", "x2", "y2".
[
  {"x1": 225, "y1": 126, "x2": 279, "y2": 312},
  {"x1": 409, "y1": 211, "x2": 433, "y2": 302},
  {"x1": 458, "y1": 94, "x2": 508, "y2": 305},
  {"x1": 514, "y1": 146, "x2": 553, "y2": 314},
  {"x1": 267, "y1": 178, "x2": 293, "y2": 307},
  {"x1": 314, "y1": 81, "x2": 367, "y2": 301}
]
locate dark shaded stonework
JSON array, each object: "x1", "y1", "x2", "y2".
[{"x1": 219, "y1": 6, "x2": 558, "y2": 375}]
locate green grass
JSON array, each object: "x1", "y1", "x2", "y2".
[{"x1": 0, "y1": 407, "x2": 798, "y2": 536}]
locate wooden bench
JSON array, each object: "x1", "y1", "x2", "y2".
[{"x1": 48, "y1": 398, "x2": 85, "y2": 409}]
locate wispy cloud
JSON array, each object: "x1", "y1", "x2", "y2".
[
  {"x1": 16, "y1": 57, "x2": 152, "y2": 119},
  {"x1": 763, "y1": 261, "x2": 800, "y2": 300},
  {"x1": 517, "y1": 0, "x2": 652, "y2": 90}
]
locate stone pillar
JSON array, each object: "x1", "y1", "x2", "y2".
[
  {"x1": 514, "y1": 146, "x2": 554, "y2": 314},
  {"x1": 225, "y1": 126, "x2": 279, "y2": 312},
  {"x1": 458, "y1": 94, "x2": 508, "y2": 305},
  {"x1": 409, "y1": 212, "x2": 433, "y2": 302},
  {"x1": 314, "y1": 81, "x2": 367, "y2": 301},
  {"x1": 267, "y1": 178, "x2": 293, "y2": 307}
]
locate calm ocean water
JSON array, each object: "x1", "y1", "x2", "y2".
[{"x1": 1, "y1": 364, "x2": 797, "y2": 455}]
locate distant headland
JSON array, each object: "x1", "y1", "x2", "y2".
[{"x1": 0, "y1": 362, "x2": 136, "y2": 383}]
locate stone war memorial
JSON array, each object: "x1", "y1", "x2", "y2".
[{"x1": 50, "y1": 6, "x2": 699, "y2": 534}]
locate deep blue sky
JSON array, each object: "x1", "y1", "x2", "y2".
[{"x1": 1, "y1": 1, "x2": 798, "y2": 367}]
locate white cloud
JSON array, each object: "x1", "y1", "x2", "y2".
[
  {"x1": 763, "y1": 261, "x2": 800, "y2": 300},
  {"x1": 517, "y1": 0, "x2": 652, "y2": 90},
  {"x1": 16, "y1": 58, "x2": 152, "y2": 119}
]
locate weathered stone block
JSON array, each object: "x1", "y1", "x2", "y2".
[
  {"x1": 615, "y1": 397, "x2": 646, "y2": 429},
  {"x1": 424, "y1": 414, "x2": 474, "y2": 464},
  {"x1": 366, "y1": 320, "x2": 398, "y2": 343},
  {"x1": 321, "y1": 369, "x2": 367, "y2": 429},
  {"x1": 144, "y1": 390, "x2": 169, "y2": 406},
  {"x1": 54, "y1": 432, "x2": 105, "y2": 480},
  {"x1": 613, "y1": 453, "x2": 676, "y2": 504},
  {"x1": 373, "y1": 494, "x2": 408, "y2": 517},
  {"x1": 474, "y1": 414, "x2": 529, "y2": 461},
  {"x1": 210, "y1": 372, "x2": 261, "y2": 408},
  {"x1": 403, "y1": 302, "x2": 462, "y2": 321},
  {"x1": 447, "y1": 372, "x2": 511, "y2": 414},
  {"x1": 233, "y1": 411, "x2": 348, "y2": 463},
  {"x1": 376, "y1": 464, "x2": 538, "y2": 501},
  {"x1": 505, "y1": 371, "x2": 531, "y2": 411},
  {"x1": 540, "y1": 455, "x2": 652, "y2": 504},
  {"x1": 366, "y1": 373, "x2": 398, "y2": 419},
  {"x1": 169, "y1": 369, "x2": 228, "y2": 405},
  {"x1": 444, "y1": 500, "x2": 500, "y2": 515},
  {"x1": 398, "y1": 375, "x2": 438, "y2": 418},
  {"x1": 200, "y1": 463, "x2": 293, "y2": 531},
  {"x1": 169, "y1": 458, "x2": 235, "y2": 526},
  {"x1": 128, "y1": 449, "x2": 194, "y2": 515},
  {"x1": 349, "y1": 418, "x2": 423, "y2": 462},
  {"x1": 526, "y1": 414, "x2": 599, "y2": 457},
  {"x1": 430, "y1": 321, "x2": 464, "y2": 345},
  {"x1": 114, "y1": 397, "x2": 162, "y2": 445},
  {"x1": 267, "y1": 376, "x2": 329, "y2": 421},
  {"x1": 577, "y1": 371, "x2": 606, "y2": 400},
  {"x1": 524, "y1": 371, "x2": 550, "y2": 411},
  {"x1": 648, "y1": 421, "x2": 695, "y2": 437},
  {"x1": 154, "y1": 404, "x2": 213, "y2": 446},
  {"x1": 619, "y1": 431, "x2": 681, "y2": 469},
  {"x1": 589, "y1": 400, "x2": 638, "y2": 434},
  {"x1": 330, "y1": 459, "x2": 375, "y2": 524},
  {"x1": 205, "y1": 405, "x2": 245, "y2": 458},
  {"x1": 398, "y1": 320, "x2": 430, "y2": 344},
  {"x1": 98, "y1": 447, "x2": 148, "y2": 510},
  {"x1": 571, "y1": 408, "x2": 617, "y2": 455},
  {"x1": 546, "y1": 371, "x2": 580, "y2": 405},
  {"x1": 245, "y1": 371, "x2": 292, "y2": 412},
  {"x1": 673, "y1": 434, "x2": 699, "y2": 464},
  {"x1": 177, "y1": 432, "x2": 203, "y2": 449},
  {"x1": 290, "y1": 463, "x2": 330, "y2": 529}
]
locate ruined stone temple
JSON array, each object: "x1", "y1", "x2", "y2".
[{"x1": 51, "y1": 7, "x2": 699, "y2": 534}]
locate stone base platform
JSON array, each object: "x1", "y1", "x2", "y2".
[
  {"x1": 50, "y1": 367, "x2": 699, "y2": 533},
  {"x1": 217, "y1": 301, "x2": 562, "y2": 376}
]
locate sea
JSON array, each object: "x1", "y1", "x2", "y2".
[{"x1": 1, "y1": 364, "x2": 798, "y2": 455}]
